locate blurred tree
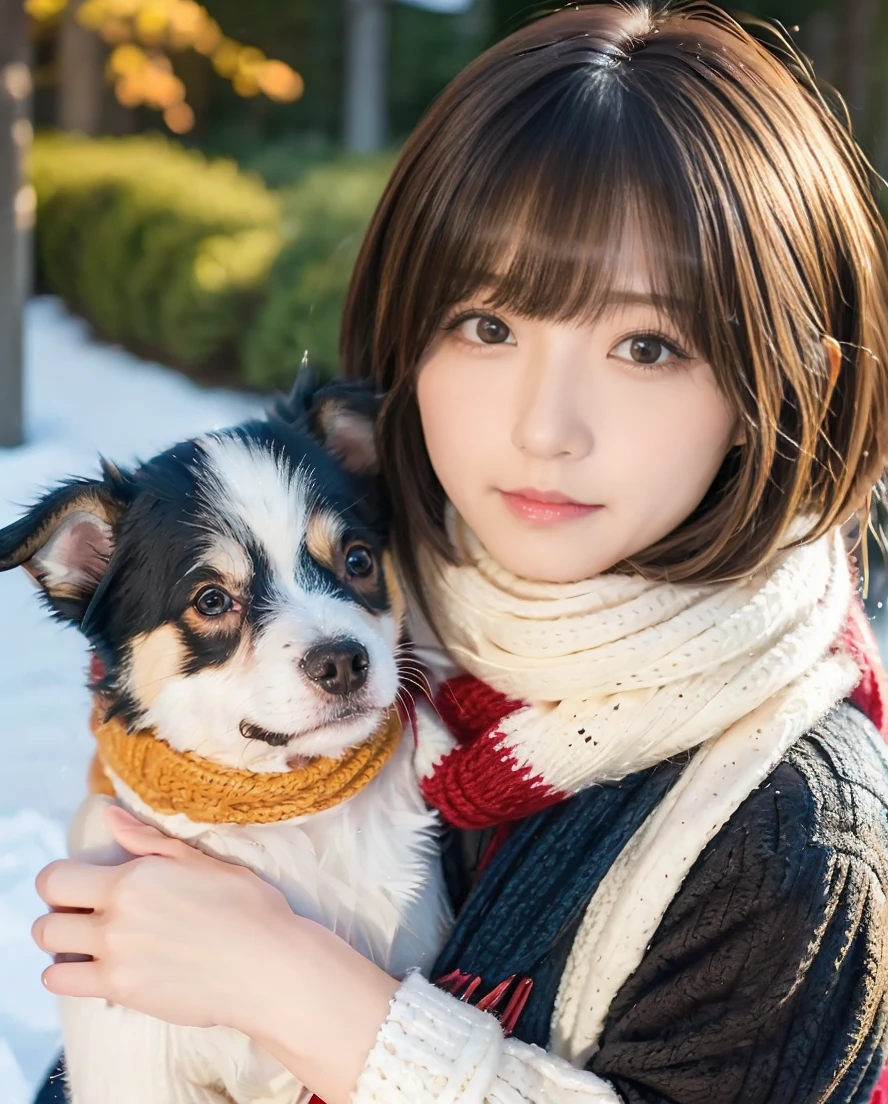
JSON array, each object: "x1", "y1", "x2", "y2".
[
  {"x1": 0, "y1": 0, "x2": 29, "y2": 447},
  {"x1": 26, "y1": 0, "x2": 305, "y2": 134},
  {"x1": 196, "y1": 0, "x2": 339, "y2": 146},
  {"x1": 389, "y1": 0, "x2": 485, "y2": 136},
  {"x1": 199, "y1": 0, "x2": 480, "y2": 154},
  {"x1": 23, "y1": 0, "x2": 486, "y2": 157},
  {"x1": 341, "y1": 0, "x2": 480, "y2": 152},
  {"x1": 187, "y1": 0, "x2": 484, "y2": 156}
]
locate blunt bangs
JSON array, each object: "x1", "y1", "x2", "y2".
[{"x1": 418, "y1": 71, "x2": 704, "y2": 354}]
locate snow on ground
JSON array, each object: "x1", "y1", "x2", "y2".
[{"x1": 0, "y1": 298, "x2": 263, "y2": 1103}]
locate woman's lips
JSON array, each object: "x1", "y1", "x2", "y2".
[{"x1": 500, "y1": 489, "x2": 603, "y2": 525}]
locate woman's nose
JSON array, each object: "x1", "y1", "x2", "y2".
[{"x1": 510, "y1": 358, "x2": 594, "y2": 461}]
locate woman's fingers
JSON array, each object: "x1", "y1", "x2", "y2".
[
  {"x1": 104, "y1": 806, "x2": 197, "y2": 860},
  {"x1": 32, "y1": 911, "x2": 102, "y2": 957},
  {"x1": 42, "y1": 960, "x2": 107, "y2": 999},
  {"x1": 35, "y1": 859, "x2": 118, "y2": 910}
]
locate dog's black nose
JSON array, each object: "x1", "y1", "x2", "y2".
[{"x1": 302, "y1": 639, "x2": 369, "y2": 696}]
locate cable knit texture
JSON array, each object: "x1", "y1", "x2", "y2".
[
  {"x1": 411, "y1": 521, "x2": 861, "y2": 1057},
  {"x1": 416, "y1": 518, "x2": 856, "y2": 824},
  {"x1": 354, "y1": 704, "x2": 888, "y2": 1103},
  {"x1": 591, "y1": 708, "x2": 888, "y2": 1102}
]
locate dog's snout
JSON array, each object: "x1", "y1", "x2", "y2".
[{"x1": 302, "y1": 639, "x2": 370, "y2": 696}]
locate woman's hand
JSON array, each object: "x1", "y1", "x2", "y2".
[
  {"x1": 33, "y1": 806, "x2": 294, "y2": 1030},
  {"x1": 32, "y1": 807, "x2": 400, "y2": 1104}
]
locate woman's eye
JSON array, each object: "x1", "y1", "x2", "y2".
[
  {"x1": 457, "y1": 314, "x2": 516, "y2": 346},
  {"x1": 611, "y1": 334, "x2": 687, "y2": 367},
  {"x1": 193, "y1": 586, "x2": 234, "y2": 617},
  {"x1": 344, "y1": 546, "x2": 375, "y2": 578}
]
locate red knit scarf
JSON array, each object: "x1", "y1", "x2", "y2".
[{"x1": 418, "y1": 598, "x2": 888, "y2": 832}]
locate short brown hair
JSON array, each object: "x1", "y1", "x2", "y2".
[{"x1": 341, "y1": 0, "x2": 888, "y2": 604}]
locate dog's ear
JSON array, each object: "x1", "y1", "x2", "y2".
[
  {"x1": 0, "y1": 459, "x2": 131, "y2": 624},
  {"x1": 273, "y1": 354, "x2": 317, "y2": 426},
  {"x1": 310, "y1": 383, "x2": 380, "y2": 477},
  {"x1": 273, "y1": 361, "x2": 380, "y2": 477}
]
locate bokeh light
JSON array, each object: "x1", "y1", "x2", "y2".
[
  {"x1": 28, "y1": 0, "x2": 304, "y2": 132},
  {"x1": 163, "y1": 101, "x2": 195, "y2": 133}
]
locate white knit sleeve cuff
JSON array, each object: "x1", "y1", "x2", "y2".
[
  {"x1": 351, "y1": 972, "x2": 623, "y2": 1104},
  {"x1": 351, "y1": 970, "x2": 503, "y2": 1103}
]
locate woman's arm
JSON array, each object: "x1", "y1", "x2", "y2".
[{"x1": 33, "y1": 807, "x2": 626, "y2": 1103}]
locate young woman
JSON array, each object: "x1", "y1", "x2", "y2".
[{"x1": 30, "y1": 2, "x2": 888, "y2": 1102}]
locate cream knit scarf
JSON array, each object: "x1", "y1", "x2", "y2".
[{"x1": 416, "y1": 516, "x2": 861, "y2": 1064}]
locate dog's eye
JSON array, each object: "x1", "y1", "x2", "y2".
[
  {"x1": 344, "y1": 546, "x2": 374, "y2": 578},
  {"x1": 194, "y1": 586, "x2": 233, "y2": 617}
]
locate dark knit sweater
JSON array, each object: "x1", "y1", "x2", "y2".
[{"x1": 432, "y1": 701, "x2": 888, "y2": 1103}]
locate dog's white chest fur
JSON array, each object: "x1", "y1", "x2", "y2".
[{"x1": 63, "y1": 734, "x2": 451, "y2": 1104}]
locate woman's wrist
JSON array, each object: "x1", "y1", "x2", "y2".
[{"x1": 240, "y1": 910, "x2": 401, "y2": 1104}]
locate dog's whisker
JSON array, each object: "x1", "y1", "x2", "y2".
[
  {"x1": 397, "y1": 677, "x2": 434, "y2": 707},
  {"x1": 395, "y1": 652, "x2": 430, "y2": 672},
  {"x1": 398, "y1": 664, "x2": 432, "y2": 687},
  {"x1": 398, "y1": 669, "x2": 434, "y2": 700},
  {"x1": 396, "y1": 655, "x2": 429, "y2": 672}
]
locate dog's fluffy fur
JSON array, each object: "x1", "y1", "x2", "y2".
[{"x1": 0, "y1": 376, "x2": 451, "y2": 1104}]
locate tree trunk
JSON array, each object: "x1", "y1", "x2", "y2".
[
  {"x1": 343, "y1": 0, "x2": 389, "y2": 152},
  {"x1": 58, "y1": 0, "x2": 105, "y2": 134},
  {"x1": 0, "y1": 0, "x2": 30, "y2": 448}
]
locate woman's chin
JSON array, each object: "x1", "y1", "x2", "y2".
[{"x1": 473, "y1": 523, "x2": 622, "y2": 585}]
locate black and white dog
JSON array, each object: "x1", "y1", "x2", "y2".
[{"x1": 0, "y1": 376, "x2": 450, "y2": 1104}]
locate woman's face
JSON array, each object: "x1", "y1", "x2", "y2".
[{"x1": 416, "y1": 243, "x2": 740, "y2": 584}]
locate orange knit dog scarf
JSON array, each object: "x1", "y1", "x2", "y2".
[{"x1": 88, "y1": 698, "x2": 403, "y2": 825}]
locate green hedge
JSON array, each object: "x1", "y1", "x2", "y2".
[
  {"x1": 30, "y1": 133, "x2": 393, "y2": 389},
  {"x1": 243, "y1": 153, "x2": 395, "y2": 389},
  {"x1": 31, "y1": 134, "x2": 282, "y2": 370}
]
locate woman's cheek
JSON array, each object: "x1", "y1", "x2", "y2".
[
  {"x1": 638, "y1": 399, "x2": 736, "y2": 522},
  {"x1": 417, "y1": 353, "x2": 494, "y2": 492},
  {"x1": 417, "y1": 356, "x2": 459, "y2": 490}
]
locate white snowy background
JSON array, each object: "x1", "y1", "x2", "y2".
[
  {"x1": 2, "y1": 298, "x2": 888, "y2": 1102},
  {"x1": 0, "y1": 299, "x2": 263, "y2": 1102}
]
